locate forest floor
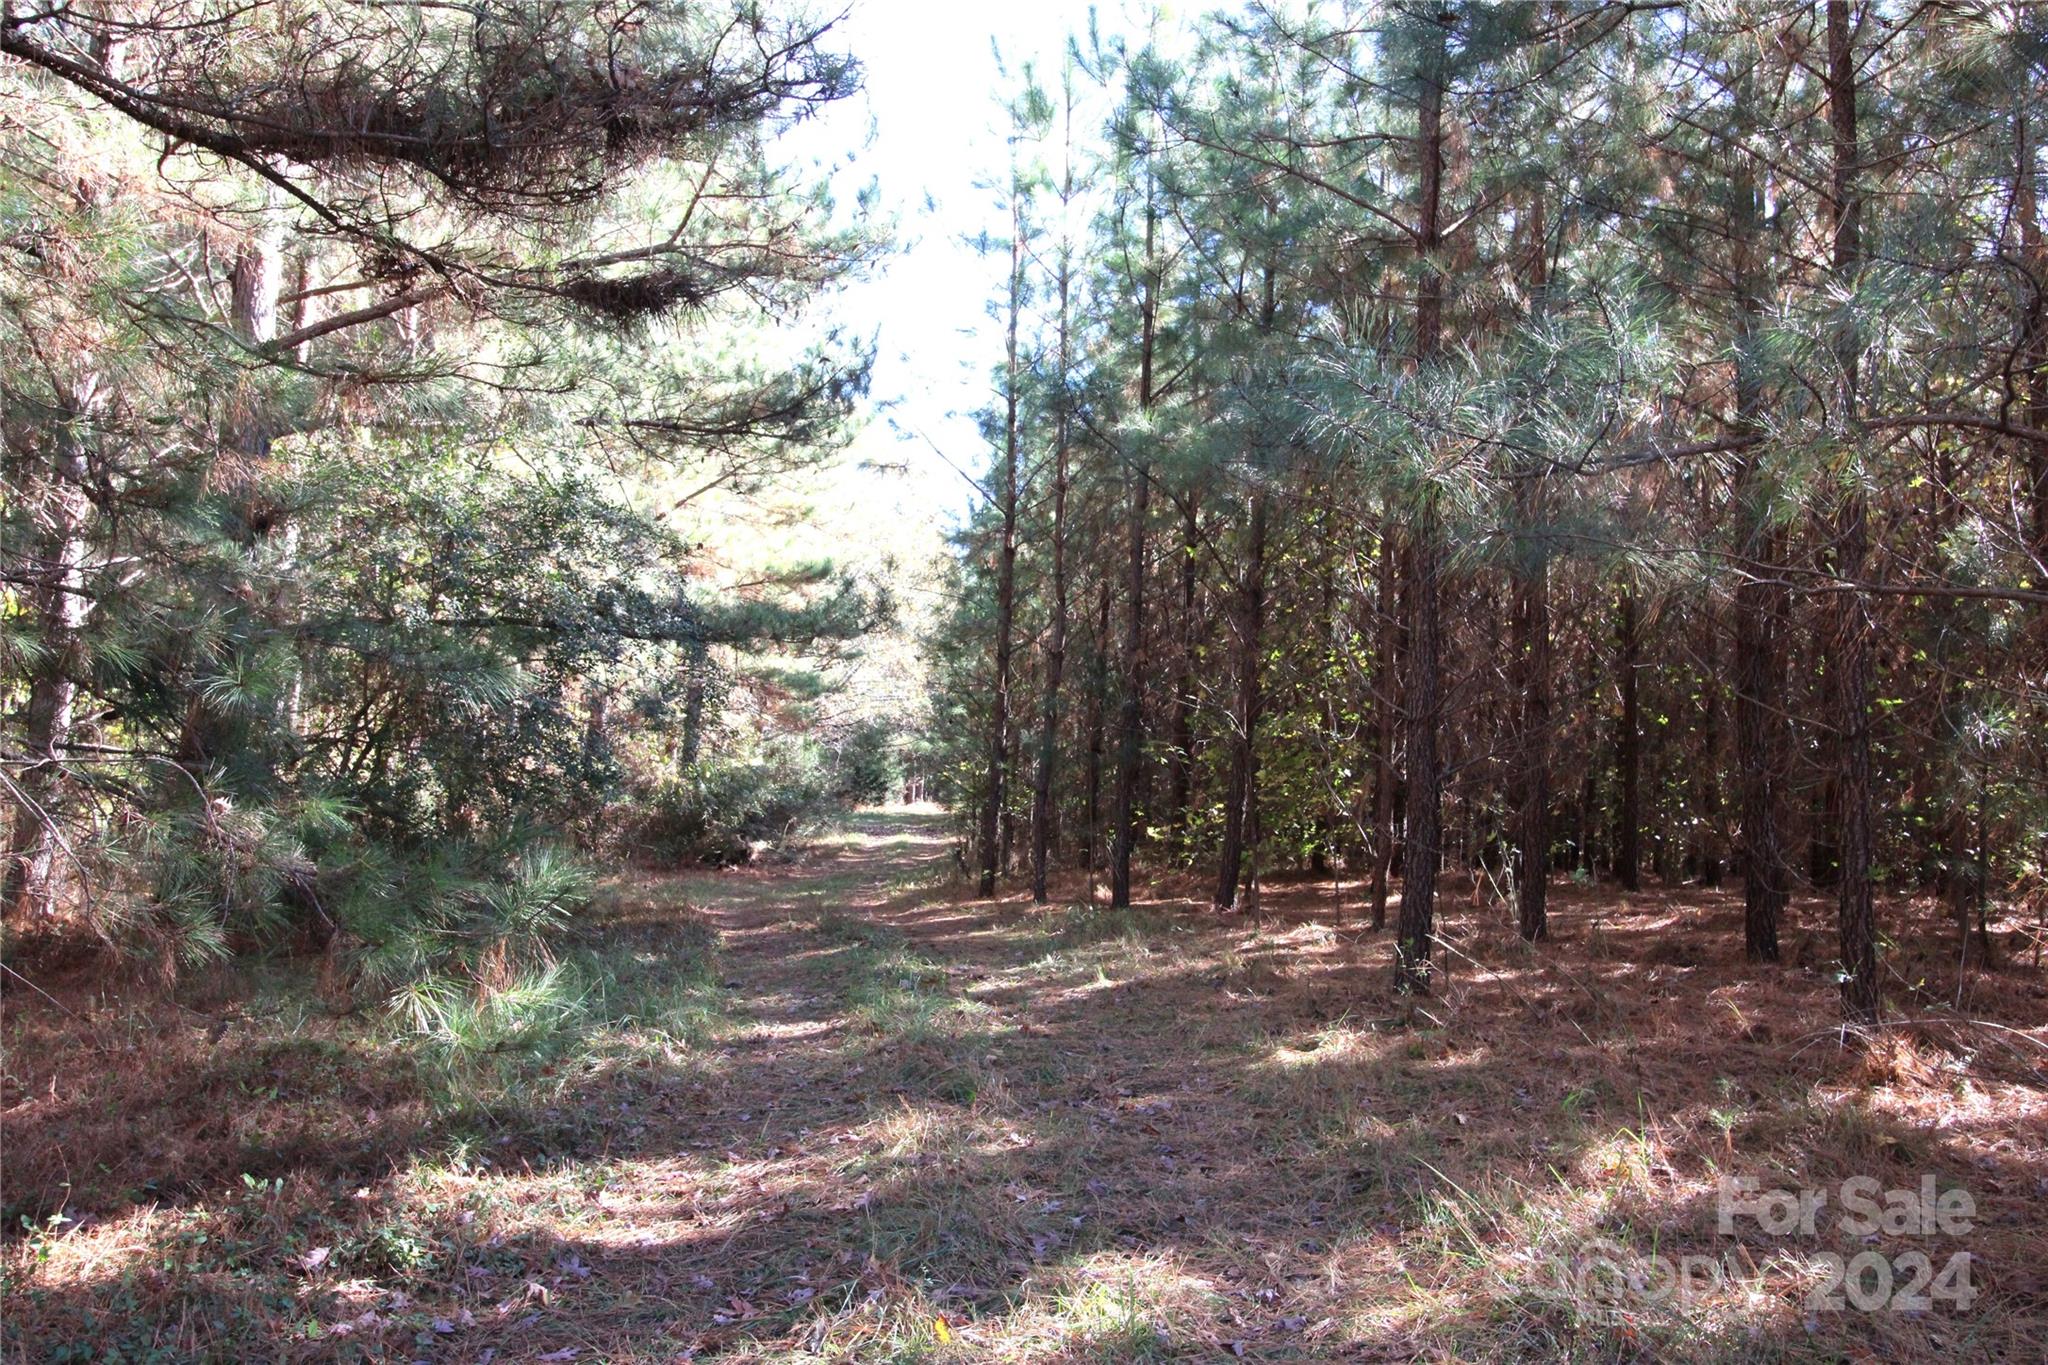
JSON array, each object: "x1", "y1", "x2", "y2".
[{"x1": 6, "y1": 808, "x2": 2048, "y2": 1362}]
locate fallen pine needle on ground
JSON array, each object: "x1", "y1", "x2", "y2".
[{"x1": 5, "y1": 810, "x2": 2046, "y2": 1362}]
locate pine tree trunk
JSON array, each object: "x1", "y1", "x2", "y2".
[
  {"x1": 3, "y1": 87, "x2": 123, "y2": 922},
  {"x1": 1314, "y1": 512, "x2": 1344, "y2": 878},
  {"x1": 1031, "y1": 84, "x2": 1083, "y2": 904},
  {"x1": 1578, "y1": 760, "x2": 1599, "y2": 879},
  {"x1": 1000, "y1": 729, "x2": 1019, "y2": 875},
  {"x1": 1693, "y1": 593, "x2": 1725, "y2": 887},
  {"x1": 1029, "y1": 243, "x2": 1074, "y2": 905},
  {"x1": 3, "y1": 409, "x2": 93, "y2": 922},
  {"x1": 679, "y1": 642, "x2": 709, "y2": 772},
  {"x1": 180, "y1": 214, "x2": 285, "y2": 773},
  {"x1": 1111, "y1": 472, "x2": 1148, "y2": 910},
  {"x1": 1827, "y1": 0, "x2": 1879, "y2": 1024},
  {"x1": 1369, "y1": 523, "x2": 1397, "y2": 930},
  {"x1": 1730, "y1": 113, "x2": 1789, "y2": 960},
  {"x1": 1166, "y1": 499, "x2": 1198, "y2": 833},
  {"x1": 1615, "y1": 584, "x2": 1643, "y2": 892},
  {"x1": 1808, "y1": 699, "x2": 1840, "y2": 887},
  {"x1": 2017, "y1": 95, "x2": 2048, "y2": 565},
  {"x1": 1393, "y1": 27, "x2": 1447, "y2": 994},
  {"x1": 1083, "y1": 577, "x2": 1111, "y2": 884},
  {"x1": 1110, "y1": 187, "x2": 1161, "y2": 910},
  {"x1": 1513, "y1": 476, "x2": 1551, "y2": 939},
  {"x1": 1512, "y1": 181, "x2": 1553, "y2": 941},
  {"x1": 1396, "y1": 514, "x2": 1444, "y2": 992},
  {"x1": 582, "y1": 688, "x2": 611, "y2": 768},
  {"x1": 1216, "y1": 492, "x2": 1267, "y2": 910},
  {"x1": 978, "y1": 220, "x2": 1025, "y2": 899}
]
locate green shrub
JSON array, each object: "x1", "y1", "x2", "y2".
[
  {"x1": 636, "y1": 741, "x2": 832, "y2": 864},
  {"x1": 392, "y1": 963, "x2": 588, "y2": 1063},
  {"x1": 830, "y1": 719, "x2": 898, "y2": 804}
]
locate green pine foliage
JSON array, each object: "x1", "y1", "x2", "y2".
[
  {"x1": 0, "y1": 2, "x2": 905, "y2": 1041},
  {"x1": 926, "y1": 3, "x2": 2048, "y2": 1015}
]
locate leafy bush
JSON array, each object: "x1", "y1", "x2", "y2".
[{"x1": 636, "y1": 741, "x2": 832, "y2": 865}]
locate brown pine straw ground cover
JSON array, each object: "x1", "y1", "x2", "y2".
[{"x1": 4, "y1": 808, "x2": 2047, "y2": 1362}]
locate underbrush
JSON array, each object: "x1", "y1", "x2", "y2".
[
  {"x1": 0, "y1": 876, "x2": 725, "y2": 1243},
  {"x1": 1016, "y1": 903, "x2": 1186, "y2": 982},
  {"x1": 1046, "y1": 904, "x2": 1181, "y2": 949},
  {"x1": 634, "y1": 742, "x2": 837, "y2": 867},
  {"x1": 10, "y1": 784, "x2": 612, "y2": 1010}
]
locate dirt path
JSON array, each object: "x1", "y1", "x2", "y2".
[
  {"x1": 13, "y1": 808, "x2": 2043, "y2": 1361},
  {"x1": 667, "y1": 808, "x2": 966, "y2": 1114},
  {"x1": 713, "y1": 809, "x2": 954, "y2": 980},
  {"x1": 531, "y1": 807, "x2": 1464, "y2": 1362},
  {"x1": 537, "y1": 806, "x2": 1335, "y2": 1361},
  {"x1": 518, "y1": 809, "x2": 2048, "y2": 1363}
]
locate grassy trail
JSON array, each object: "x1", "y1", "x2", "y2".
[{"x1": 7, "y1": 809, "x2": 2045, "y2": 1361}]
